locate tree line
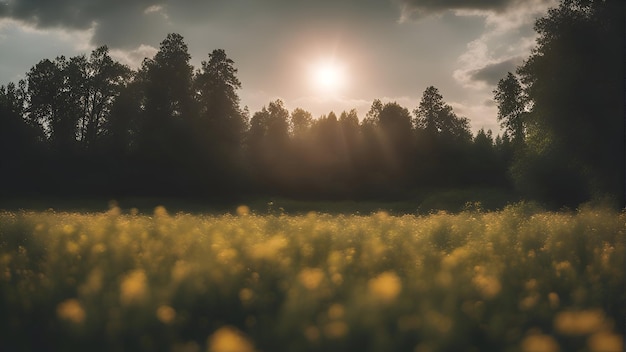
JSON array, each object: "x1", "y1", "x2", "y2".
[{"x1": 1, "y1": 0, "x2": 623, "y2": 207}]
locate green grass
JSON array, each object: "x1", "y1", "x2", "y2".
[{"x1": 0, "y1": 204, "x2": 623, "y2": 351}]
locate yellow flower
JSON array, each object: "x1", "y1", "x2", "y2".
[
  {"x1": 472, "y1": 273, "x2": 501, "y2": 299},
  {"x1": 368, "y1": 271, "x2": 401, "y2": 303},
  {"x1": 521, "y1": 333, "x2": 560, "y2": 352},
  {"x1": 120, "y1": 269, "x2": 148, "y2": 305},
  {"x1": 587, "y1": 331, "x2": 623, "y2": 352},
  {"x1": 156, "y1": 305, "x2": 176, "y2": 324},
  {"x1": 154, "y1": 205, "x2": 169, "y2": 218},
  {"x1": 554, "y1": 309, "x2": 605, "y2": 335},
  {"x1": 299, "y1": 268, "x2": 325, "y2": 290},
  {"x1": 236, "y1": 205, "x2": 250, "y2": 216},
  {"x1": 207, "y1": 326, "x2": 255, "y2": 352},
  {"x1": 554, "y1": 309, "x2": 607, "y2": 335},
  {"x1": 57, "y1": 299, "x2": 86, "y2": 324},
  {"x1": 239, "y1": 288, "x2": 254, "y2": 304},
  {"x1": 324, "y1": 321, "x2": 349, "y2": 339}
]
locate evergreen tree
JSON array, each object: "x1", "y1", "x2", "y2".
[
  {"x1": 134, "y1": 33, "x2": 198, "y2": 194},
  {"x1": 195, "y1": 49, "x2": 245, "y2": 148},
  {"x1": 414, "y1": 86, "x2": 471, "y2": 141}
]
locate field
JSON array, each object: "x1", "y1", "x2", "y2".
[{"x1": 0, "y1": 204, "x2": 624, "y2": 352}]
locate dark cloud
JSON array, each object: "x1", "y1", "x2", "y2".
[
  {"x1": 3, "y1": 0, "x2": 155, "y2": 28},
  {"x1": 468, "y1": 57, "x2": 522, "y2": 85},
  {"x1": 397, "y1": 0, "x2": 521, "y2": 17},
  {"x1": 0, "y1": 0, "x2": 396, "y2": 49},
  {"x1": 91, "y1": 9, "x2": 172, "y2": 49},
  {"x1": 0, "y1": 0, "x2": 165, "y2": 48}
]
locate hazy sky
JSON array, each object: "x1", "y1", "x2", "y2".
[{"x1": 0, "y1": 0, "x2": 556, "y2": 133}]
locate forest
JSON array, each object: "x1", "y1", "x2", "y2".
[{"x1": 0, "y1": 0, "x2": 623, "y2": 209}]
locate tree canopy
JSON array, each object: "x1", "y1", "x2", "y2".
[{"x1": 507, "y1": 0, "x2": 625, "y2": 206}]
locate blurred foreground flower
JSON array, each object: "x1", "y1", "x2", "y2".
[
  {"x1": 368, "y1": 271, "x2": 401, "y2": 303},
  {"x1": 587, "y1": 331, "x2": 623, "y2": 352},
  {"x1": 207, "y1": 326, "x2": 255, "y2": 352},
  {"x1": 299, "y1": 268, "x2": 325, "y2": 290},
  {"x1": 521, "y1": 333, "x2": 560, "y2": 352},
  {"x1": 236, "y1": 205, "x2": 250, "y2": 216},
  {"x1": 57, "y1": 299, "x2": 86, "y2": 324},
  {"x1": 120, "y1": 269, "x2": 148, "y2": 305},
  {"x1": 157, "y1": 305, "x2": 176, "y2": 324},
  {"x1": 554, "y1": 309, "x2": 608, "y2": 335}
]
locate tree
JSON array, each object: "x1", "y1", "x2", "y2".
[
  {"x1": 493, "y1": 72, "x2": 526, "y2": 145},
  {"x1": 24, "y1": 49, "x2": 131, "y2": 155},
  {"x1": 310, "y1": 111, "x2": 342, "y2": 161},
  {"x1": 469, "y1": 129, "x2": 506, "y2": 186},
  {"x1": 515, "y1": 0, "x2": 625, "y2": 205},
  {"x1": 379, "y1": 102, "x2": 413, "y2": 135},
  {"x1": 414, "y1": 86, "x2": 471, "y2": 141},
  {"x1": 339, "y1": 109, "x2": 359, "y2": 131},
  {"x1": 338, "y1": 109, "x2": 361, "y2": 161},
  {"x1": 246, "y1": 100, "x2": 291, "y2": 189},
  {"x1": 265, "y1": 99, "x2": 290, "y2": 143},
  {"x1": 141, "y1": 33, "x2": 195, "y2": 122},
  {"x1": 104, "y1": 79, "x2": 142, "y2": 155},
  {"x1": 338, "y1": 109, "x2": 361, "y2": 165},
  {"x1": 133, "y1": 33, "x2": 198, "y2": 194},
  {"x1": 0, "y1": 81, "x2": 45, "y2": 194},
  {"x1": 193, "y1": 49, "x2": 246, "y2": 191},
  {"x1": 26, "y1": 57, "x2": 74, "y2": 152},
  {"x1": 378, "y1": 102, "x2": 414, "y2": 167},
  {"x1": 290, "y1": 108, "x2": 313, "y2": 138},
  {"x1": 77, "y1": 46, "x2": 131, "y2": 151},
  {"x1": 195, "y1": 49, "x2": 245, "y2": 147},
  {"x1": 413, "y1": 86, "x2": 472, "y2": 186},
  {"x1": 0, "y1": 81, "x2": 27, "y2": 122},
  {"x1": 363, "y1": 99, "x2": 383, "y2": 127}
]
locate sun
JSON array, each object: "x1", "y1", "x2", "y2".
[{"x1": 310, "y1": 59, "x2": 347, "y2": 95}]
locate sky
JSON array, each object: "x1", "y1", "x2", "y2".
[{"x1": 0, "y1": 0, "x2": 557, "y2": 133}]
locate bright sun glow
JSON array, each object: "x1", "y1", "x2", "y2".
[{"x1": 310, "y1": 59, "x2": 347, "y2": 95}]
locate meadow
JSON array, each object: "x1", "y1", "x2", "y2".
[{"x1": 0, "y1": 204, "x2": 623, "y2": 352}]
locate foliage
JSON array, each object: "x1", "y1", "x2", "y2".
[
  {"x1": 290, "y1": 108, "x2": 314, "y2": 138},
  {"x1": 511, "y1": 0, "x2": 625, "y2": 206},
  {"x1": 195, "y1": 49, "x2": 246, "y2": 150},
  {"x1": 25, "y1": 48, "x2": 131, "y2": 153},
  {"x1": 0, "y1": 206, "x2": 623, "y2": 351},
  {"x1": 493, "y1": 72, "x2": 526, "y2": 145},
  {"x1": 414, "y1": 86, "x2": 471, "y2": 142}
]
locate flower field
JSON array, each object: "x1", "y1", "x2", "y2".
[{"x1": 0, "y1": 204, "x2": 623, "y2": 351}]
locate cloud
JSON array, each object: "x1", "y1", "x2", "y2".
[
  {"x1": 393, "y1": 0, "x2": 555, "y2": 91},
  {"x1": 109, "y1": 44, "x2": 158, "y2": 69},
  {"x1": 450, "y1": 0, "x2": 556, "y2": 89},
  {"x1": 396, "y1": 0, "x2": 521, "y2": 21},
  {"x1": 0, "y1": 0, "x2": 171, "y2": 48},
  {"x1": 448, "y1": 98, "x2": 500, "y2": 133},
  {"x1": 1, "y1": 0, "x2": 157, "y2": 29},
  {"x1": 0, "y1": 18, "x2": 94, "y2": 82},
  {"x1": 468, "y1": 56, "x2": 523, "y2": 85},
  {"x1": 0, "y1": 0, "x2": 396, "y2": 49}
]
